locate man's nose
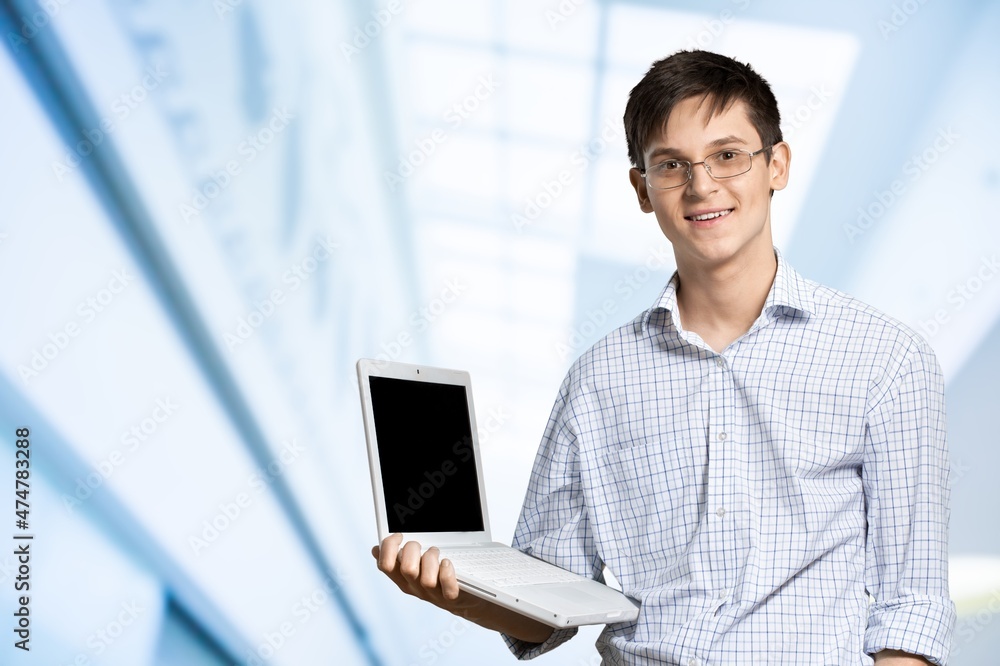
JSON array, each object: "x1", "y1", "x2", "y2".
[{"x1": 685, "y1": 161, "x2": 716, "y2": 196}]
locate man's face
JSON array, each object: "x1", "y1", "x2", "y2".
[{"x1": 629, "y1": 96, "x2": 790, "y2": 272}]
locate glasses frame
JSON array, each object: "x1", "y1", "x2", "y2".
[{"x1": 641, "y1": 145, "x2": 774, "y2": 190}]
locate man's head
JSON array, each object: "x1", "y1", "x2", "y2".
[
  {"x1": 624, "y1": 50, "x2": 782, "y2": 171},
  {"x1": 623, "y1": 50, "x2": 791, "y2": 272}
]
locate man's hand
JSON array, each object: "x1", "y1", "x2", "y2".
[
  {"x1": 873, "y1": 649, "x2": 932, "y2": 665},
  {"x1": 372, "y1": 533, "x2": 555, "y2": 644},
  {"x1": 372, "y1": 533, "x2": 465, "y2": 611}
]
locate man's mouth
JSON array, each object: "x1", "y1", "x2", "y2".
[{"x1": 686, "y1": 208, "x2": 734, "y2": 222}]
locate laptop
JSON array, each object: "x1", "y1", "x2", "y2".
[{"x1": 357, "y1": 358, "x2": 640, "y2": 629}]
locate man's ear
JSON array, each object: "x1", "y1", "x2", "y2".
[
  {"x1": 768, "y1": 142, "x2": 791, "y2": 192},
  {"x1": 629, "y1": 168, "x2": 654, "y2": 213}
]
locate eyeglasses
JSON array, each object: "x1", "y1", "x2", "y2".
[{"x1": 641, "y1": 145, "x2": 773, "y2": 190}]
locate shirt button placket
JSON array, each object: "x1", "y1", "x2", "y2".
[{"x1": 706, "y1": 352, "x2": 732, "y2": 597}]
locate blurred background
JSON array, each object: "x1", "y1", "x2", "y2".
[{"x1": 0, "y1": 0, "x2": 998, "y2": 663}]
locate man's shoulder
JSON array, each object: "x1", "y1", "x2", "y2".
[
  {"x1": 797, "y1": 272, "x2": 933, "y2": 359},
  {"x1": 562, "y1": 309, "x2": 659, "y2": 385}
]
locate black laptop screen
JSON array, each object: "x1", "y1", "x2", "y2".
[{"x1": 369, "y1": 376, "x2": 485, "y2": 533}]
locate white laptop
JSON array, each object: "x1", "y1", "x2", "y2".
[{"x1": 357, "y1": 358, "x2": 640, "y2": 629}]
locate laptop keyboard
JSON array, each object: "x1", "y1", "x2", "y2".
[{"x1": 438, "y1": 547, "x2": 583, "y2": 588}]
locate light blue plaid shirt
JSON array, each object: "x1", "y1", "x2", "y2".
[{"x1": 504, "y1": 250, "x2": 955, "y2": 665}]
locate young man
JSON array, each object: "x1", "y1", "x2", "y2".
[{"x1": 374, "y1": 50, "x2": 955, "y2": 664}]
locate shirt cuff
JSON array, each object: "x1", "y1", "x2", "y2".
[
  {"x1": 865, "y1": 595, "x2": 957, "y2": 666},
  {"x1": 502, "y1": 626, "x2": 578, "y2": 660}
]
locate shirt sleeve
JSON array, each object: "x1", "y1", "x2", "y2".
[
  {"x1": 501, "y1": 373, "x2": 603, "y2": 659},
  {"x1": 862, "y1": 337, "x2": 956, "y2": 665}
]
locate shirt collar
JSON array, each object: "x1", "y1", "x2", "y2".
[{"x1": 637, "y1": 247, "x2": 817, "y2": 334}]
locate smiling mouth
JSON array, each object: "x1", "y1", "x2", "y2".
[{"x1": 686, "y1": 209, "x2": 734, "y2": 222}]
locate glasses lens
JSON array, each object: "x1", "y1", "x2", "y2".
[
  {"x1": 646, "y1": 161, "x2": 689, "y2": 189},
  {"x1": 706, "y1": 150, "x2": 752, "y2": 178}
]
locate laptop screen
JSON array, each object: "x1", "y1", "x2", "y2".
[{"x1": 368, "y1": 376, "x2": 485, "y2": 533}]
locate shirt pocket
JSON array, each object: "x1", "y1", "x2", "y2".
[{"x1": 595, "y1": 439, "x2": 700, "y2": 589}]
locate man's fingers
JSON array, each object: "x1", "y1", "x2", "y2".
[
  {"x1": 373, "y1": 536, "x2": 462, "y2": 609},
  {"x1": 399, "y1": 540, "x2": 423, "y2": 582},
  {"x1": 420, "y1": 547, "x2": 441, "y2": 589},
  {"x1": 439, "y1": 559, "x2": 461, "y2": 601},
  {"x1": 377, "y1": 533, "x2": 404, "y2": 574}
]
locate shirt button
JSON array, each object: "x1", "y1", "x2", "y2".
[
  {"x1": 687, "y1": 659, "x2": 699, "y2": 666},
  {"x1": 718, "y1": 588, "x2": 730, "y2": 599},
  {"x1": 716, "y1": 357, "x2": 724, "y2": 368},
  {"x1": 718, "y1": 432, "x2": 727, "y2": 441},
  {"x1": 716, "y1": 507, "x2": 726, "y2": 517}
]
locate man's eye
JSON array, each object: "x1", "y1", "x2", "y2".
[
  {"x1": 716, "y1": 151, "x2": 739, "y2": 161},
  {"x1": 655, "y1": 160, "x2": 684, "y2": 171}
]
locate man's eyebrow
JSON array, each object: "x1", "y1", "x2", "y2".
[
  {"x1": 705, "y1": 135, "x2": 748, "y2": 150},
  {"x1": 646, "y1": 135, "x2": 749, "y2": 162}
]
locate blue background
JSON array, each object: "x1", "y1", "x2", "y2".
[{"x1": 0, "y1": 0, "x2": 998, "y2": 663}]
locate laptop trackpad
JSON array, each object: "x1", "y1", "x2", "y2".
[{"x1": 526, "y1": 584, "x2": 623, "y2": 611}]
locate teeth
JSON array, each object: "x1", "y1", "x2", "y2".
[{"x1": 690, "y1": 209, "x2": 731, "y2": 221}]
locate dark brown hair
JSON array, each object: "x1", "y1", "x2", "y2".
[{"x1": 624, "y1": 50, "x2": 782, "y2": 170}]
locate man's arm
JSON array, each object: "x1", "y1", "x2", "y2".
[
  {"x1": 862, "y1": 338, "x2": 956, "y2": 665},
  {"x1": 372, "y1": 533, "x2": 555, "y2": 644}
]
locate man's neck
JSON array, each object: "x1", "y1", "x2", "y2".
[{"x1": 674, "y1": 244, "x2": 778, "y2": 353}]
